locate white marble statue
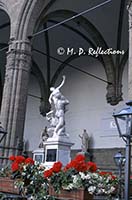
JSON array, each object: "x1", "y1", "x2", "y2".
[
  {"x1": 79, "y1": 129, "x2": 89, "y2": 152},
  {"x1": 39, "y1": 126, "x2": 49, "y2": 148},
  {"x1": 46, "y1": 110, "x2": 58, "y2": 137},
  {"x1": 48, "y1": 75, "x2": 69, "y2": 136}
]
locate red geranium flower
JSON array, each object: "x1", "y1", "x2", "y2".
[
  {"x1": 63, "y1": 163, "x2": 71, "y2": 171},
  {"x1": 77, "y1": 161, "x2": 87, "y2": 172},
  {"x1": 15, "y1": 156, "x2": 25, "y2": 163},
  {"x1": 9, "y1": 155, "x2": 16, "y2": 161},
  {"x1": 11, "y1": 161, "x2": 19, "y2": 172},
  {"x1": 111, "y1": 175, "x2": 116, "y2": 180},
  {"x1": 52, "y1": 161, "x2": 62, "y2": 173},
  {"x1": 44, "y1": 168, "x2": 53, "y2": 178},
  {"x1": 87, "y1": 161, "x2": 97, "y2": 172},
  {"x1": 99, "y1": 171, "x2": 112, "y2": 176},
  {"x1": 64, "y1": 160, "x2": 76, "y2": 170},
  {"x1": 74, "y1": 160, "x2": 87, "y2": 172},
  {"x1": 25, "y1": 157, "x2": 34, "y2": 165},
  {"x1": 64, "y1": 159, "x2": 87, "y2": 172},
  {"x1": 74, "y1": 154, "x2": 85, "y2": 162}
]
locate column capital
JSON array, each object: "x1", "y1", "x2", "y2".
[
  {"x1": 106, "y1": 83, "x2": 123, "y2": 106},
  {"x1": 8, "y1": 38, "x2": 31, "y2": 54}
]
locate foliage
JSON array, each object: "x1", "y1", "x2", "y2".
[
  {"x1": 0, "y1": 166, "x2": 11, "y2": 177},
  {"x1": 8, "y1": 155, "x2": 49, "y2": 200},
  {"x1": 1, "y1": 154, "x2": 119, "y2": 199},
  {"x1": 0, "y1": 192, "x2": 6, "y2": 200},
  {"x1": 44, "y1": 154, "x2": 118, "y2": 197}
]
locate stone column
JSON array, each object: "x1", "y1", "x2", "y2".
[
  {"x1": 128, "y1": 1, "x2": 132, "y2": 99},
  {"x1": 0, "y1": 38, "x2": 31, "y2": 162}
]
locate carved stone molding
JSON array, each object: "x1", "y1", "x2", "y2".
[{"x1": 106, "y1": 83, "x2": 123, "y2": 106}]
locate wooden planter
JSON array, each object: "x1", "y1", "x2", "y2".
[
  {"x1": 49, "y1": 186, "x2": 93, "y2": 200},
  {"x1": 0, "y1": 177, "x2": 19, "y2": 194}
]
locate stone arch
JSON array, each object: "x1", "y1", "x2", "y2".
[
  {"x1": 32, "y1": 13, "x2": 107, "y2": 113},
  {"x1": 14, "y1": 0, "x2": 47, "y2": 40},
  {"x1": 37, "y1": 10, "x2": 115, "y2": 74},
  {"x1": 0, "y1": 1, "x2": 9, "y2": 15},
  {"x1": 34, "y1": 9, "x2": 120, "y2": 105}
]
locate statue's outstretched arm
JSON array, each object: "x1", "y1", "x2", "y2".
[
  {"x1": 57, "y1": 75, "x2": 66, "y2": 90},
  {"x1": 49, "y1": 75, "x2": 65, "y2": 104}
]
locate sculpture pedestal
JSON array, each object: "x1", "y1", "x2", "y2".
[
  {"x1": 32, "y1": 148, "x2": 45, "y2": 163},
  {"x1": 44, "y1": 135, "x2": 74, "y2": 168}
]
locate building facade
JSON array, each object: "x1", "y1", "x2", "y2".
[{"x1": 0, "y1": 0, "x2": 131, "y2": 169}]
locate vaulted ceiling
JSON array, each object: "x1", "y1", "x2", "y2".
[{"x1": 0, "y1": 0, "x2": 129, "y2": 112}]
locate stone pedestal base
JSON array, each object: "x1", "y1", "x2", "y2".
[
  {"x1": 44, "y1": 135, "x2": 74, "y2": 168},
  {"x1": 32, "y1": 148, "x2": 45, "y2": 163}
]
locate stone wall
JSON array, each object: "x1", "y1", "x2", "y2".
[{"x1": 71, "y1": 147, "x2": 125, "y2": 172}]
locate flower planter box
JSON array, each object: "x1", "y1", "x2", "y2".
[
  {"x1": 0, "y1": 177, "x2": 19, "y2": 194},
  {"x1": 49, "y1": 186, "x2": 93, "y2": 200}
]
